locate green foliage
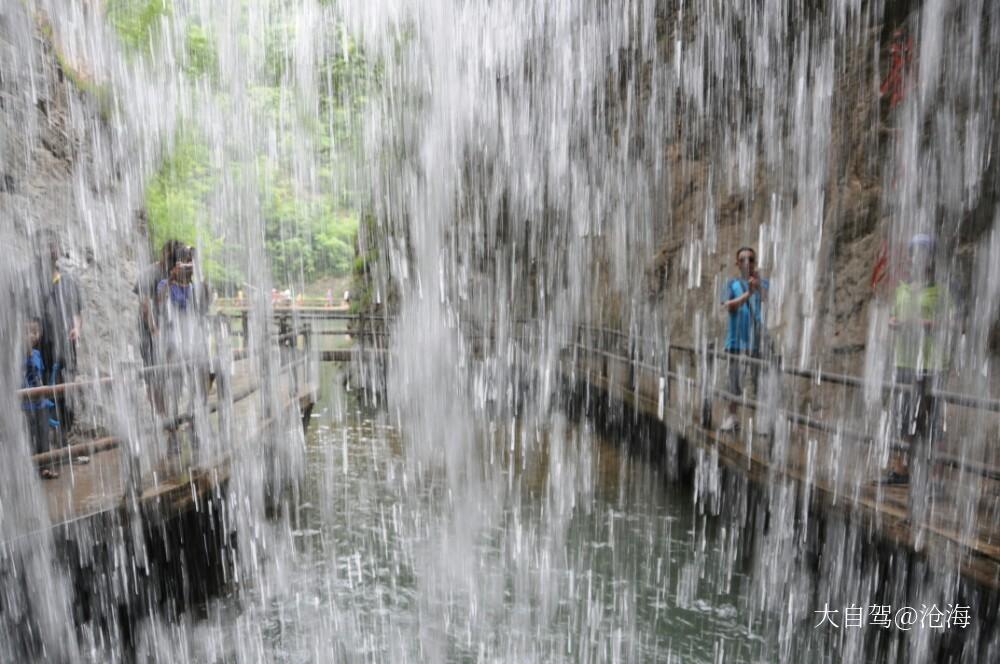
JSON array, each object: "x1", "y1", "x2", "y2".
[
  {"x1": 145, "y1": 136, "x2": 235, "y2": 284},
  {"x1": 107, "y1": 0, "x2": 216, "y2": 80},
  {"x1": 250, "y1": 15, "x2": 370, "y2": 285},
  {"x1": 262, "y1": 167, "x2": 357, "y2": 286},
  {"x1": 144, "y1": 137, "x2": 359, "y2": 288},
  {"x1": 183, "y1": 21, "x2": 217, "y2": 79},
  {"x1": 349, "y1": 211, "x2": 382, "y2": 313},
  {"x1": 106, "y1": 0, "x2": 169, "y2": 53},
  {"x1": 109, "y1": 1, "x2": 371, "y2": 288}
]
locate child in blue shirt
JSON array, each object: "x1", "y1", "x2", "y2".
[{"x1": 23, "y1": 318, "x2": 58, "y2": 477}]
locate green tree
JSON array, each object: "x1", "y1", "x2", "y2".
[
  {"x1": 145, "y1": 136, "x2": 235, "y2": 284},
  {"x1": 110, "y1": 0, "x2": 372, "y2": 288},
  {"x1": 106, "y1": 0, "x2": 168, "y2": 53}
]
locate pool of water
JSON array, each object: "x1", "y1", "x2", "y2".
[{"x1": 172, "y1": 364, "x2": 768, "y2": 662}]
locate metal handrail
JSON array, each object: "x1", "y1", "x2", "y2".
[
  {"x1": 29, "y1": 338, "x2": 312, "y2": 466},
  {"x1": 574, "y1": 323, "x2": 1000, "y2": 414},
  {"x1": 218, "y1": 306, "x2": 389, "y2": 320},
  {"x1": 17, "y1": 328, "x2": 308, "y2": 401},
  {"x1": 569, "y1": 340, "x2": 1000, "y2": 481}
]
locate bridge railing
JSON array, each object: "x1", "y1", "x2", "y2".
[
  {"x1": 568, "y1": 322, "x2": 1000, "y2": 480},
  {"x1": 19, "y1": 322, "x2": 316, "y2": 470},
  {"x1": 570, "y1": 323, "x2": 1000, "y2": 413},
  {"x1": 39, "y1": 312, "x2": 990, "y2": 456}
]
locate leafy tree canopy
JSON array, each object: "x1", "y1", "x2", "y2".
[{"x1": 108, "y1": 0, "x2": 371, "y2": 289}]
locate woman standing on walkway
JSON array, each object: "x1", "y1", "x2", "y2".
[{"x1": 156, "y1": 244, "x2": 211, "y2": 454}]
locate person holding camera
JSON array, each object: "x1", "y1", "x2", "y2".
[
  {"x1": 719, "y1": 246, "x2": 769, "y2": 433},
  {"x1": 155, "y1": 245, "x2": 212, "y2": 449},
  {"x1": 136, "y1": 239, "x2": 187, "y2": 415}
]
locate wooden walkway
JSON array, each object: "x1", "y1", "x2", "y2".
[
  {"x1": 15, "y1": 344, "x2": 317, "y2": 542},
  {"x1": 216, "y1": 307, "x2": 390, "y2": 359},
  {"x1": 562, "y1": 339, "x2": 1000, "y2": 590},
  {"x1": 216, "y1": 304, "x2": 384, "y2": 321}
]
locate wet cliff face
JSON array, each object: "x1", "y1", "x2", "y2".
[
  {"x1": 642, "y1": 2, "x2": 1000, "y2": 382},
  {"x1": 1, "y1": 5, "x2": 144, "y2": 429},
  {"x1": 641, "y1": 11, "x2": 885, "y2": 366},
  {"x1": 353, "y1": 0, "x2": 999, "y2": 384}
]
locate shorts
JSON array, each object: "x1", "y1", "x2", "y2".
[
  {"x1": 727, "y1": 350, "x2": 760, "y2": 399},
  {"x1": 895, "y1": 368, "x2": 941, "y2": 440}
]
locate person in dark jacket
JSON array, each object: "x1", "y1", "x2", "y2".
[{"x1": 35, "y1": 230, "x2": 83, "y2": 444}]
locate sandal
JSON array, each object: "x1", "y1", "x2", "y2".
[
  {"x1": 875, "y1": 471, "x2": 909, "y2": 486},
  {"x1": 40, "y1": 468, "x2": 60, "y2": 480},
  {"x1": 718, "y1": 415, "x2": 741, "y2": 433}
]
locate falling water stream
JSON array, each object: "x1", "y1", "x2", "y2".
[
  {"x1": 1, "y1": 0, "x2": 998, "y2": 662},
  {"x1": 176, "y1": 364, "x2": 767, "y2": 662}
]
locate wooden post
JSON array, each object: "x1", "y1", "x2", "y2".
[
  {"x1": 700, "y1": 341, "x2": 714, "y2": 429},
  {"x1": 115, "y1": 359, "x2": 143, "y2": 511}
]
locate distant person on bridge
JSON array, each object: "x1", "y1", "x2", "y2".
[
  {"x1": 882, "y1": 233, "x2": 953, "y2": 485},
  {"x1": 719, "y1": 246, "x2": 769, "y2": 433},
  {"x1": 34, "y1": 230, "x2": 83, "y2": 445},
  {"x1": 135, "y1": 239, "x2": 186, "y2": 415}
]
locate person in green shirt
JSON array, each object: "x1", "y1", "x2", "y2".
[{"x1": 881, "y1": 233, "x2": 952, "y2": 485}]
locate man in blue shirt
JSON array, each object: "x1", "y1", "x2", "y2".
[{"x1": 719, "y1": 246, "x2": 769, "y2": 432}]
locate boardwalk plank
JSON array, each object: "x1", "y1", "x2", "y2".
[
  {"x1": 25, "y1": 353, "x2": 316, "y2": 538},
  {"x1": 563, "y1": 349, "x2": 1000, "y2": 589}
]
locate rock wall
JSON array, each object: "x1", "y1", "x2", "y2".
[
  {"x1": 1, "y1": 4, "x2": 145, "y2": 432},
  {"x1": 600, "y1": 2, "x2": 1000, "y2": 389}
]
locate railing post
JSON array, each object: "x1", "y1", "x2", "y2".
[
  {"x1": 114, "y1": 359, "x2": 143, "y2": 511},
  {"x1": 278, "y1": 314, "x2": 289, "y2": 344},
  {"x1": 306, "y1": 321, "x2": 317, "y2": 400},
  {"x1": 627, "y1": 331, "x2": 636, "y2": 391},
  {"x1": 216, "y1": 313, "x2": 234, "y2": 449},
  {"x1": 660, "y1": 343, "x2": 671, "y2": 420},
  {"x1": 700, "y1": 340, "x2": 714, "y2": 429}
]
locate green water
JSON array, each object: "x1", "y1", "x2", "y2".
[{"x1": 220, "y1": 363, "x2": 768, "y2": 662}]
